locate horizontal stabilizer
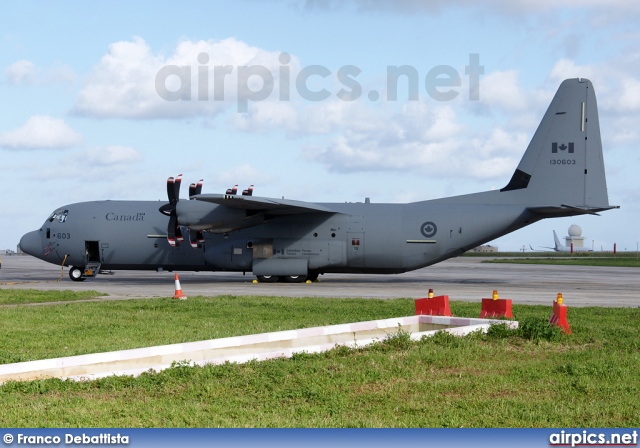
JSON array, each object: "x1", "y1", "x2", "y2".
[{"x1": 528, "y1": 204, "x2": 620, "y2": 217}]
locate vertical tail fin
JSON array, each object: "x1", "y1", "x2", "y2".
[
  {"x1": 553, "y1": 230, "x2": 562, "y2": 249},
  {"x1": 501, "y1": 78, "x2": 616, "y2": 214}
]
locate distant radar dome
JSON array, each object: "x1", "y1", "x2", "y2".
[{"x1": 568, "y1": 224, "x2": 582, "y2": 237}]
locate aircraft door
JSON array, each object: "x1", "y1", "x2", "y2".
[
  {"x1": 347, "y1": 232, "x2": 364, "y2": 267},
  {"x1": 85, "y1": 241, "x2": 100, "y2": 263}
]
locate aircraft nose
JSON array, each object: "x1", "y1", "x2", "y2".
[{"x1": 19, "y1": 230, "x2": 42, "y2": 256}]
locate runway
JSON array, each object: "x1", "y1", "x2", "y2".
[{"x1": 1, "y1": 255, "x2": 639, "y2": 307}]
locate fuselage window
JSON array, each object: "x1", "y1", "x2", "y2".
[{"x1": 47, "y1": 209, "x2": 69, "y2": 223}]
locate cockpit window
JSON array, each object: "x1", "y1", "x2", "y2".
[{"x1": 47, "y1": 209, "x2": 69, "y2": 223}]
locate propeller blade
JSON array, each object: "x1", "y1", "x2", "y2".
[
  {"x1": 188, "y1": 229, "x2": 199, "y2": 248},
  {"x1": 164, "y1": 174, "x2": 185, "y2": 247},
  {"x1": 173, "y1": 174, "x2": 183, "y2": 202},
  {"x1": 189, "y1": 179, "x2": 204, "y2": 198},
  {"x1": 166, "y1": 176, "x2": 176, "y2": 204},
  {"x1": 188, "y1": 229, "x2": 205, "y2": 248},
  {"x1": 242, "y1": 185, "x2": 254, "y2": 196},
  {"x1": 176, "y1": 224, "x2": 184, "y2": 242},
  {"x1": 167, "y1": 214, "x2": 178, "y2": 247},
  {"x1": 159, "y1": 203, "x2": 173, "y2": 215}
]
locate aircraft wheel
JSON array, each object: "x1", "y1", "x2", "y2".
[
  {"x1": 282, "y1": 275, "x2": 306, "y2": 283},
  {"x1": 256, "y1": 275, "x2": 279, "y2": 283},
  {"x1": 69, "y1": 266, "x2": 86, "y2": 282},
  {"x1": 306, "y1": 272, "x2": 319, "y2": 282}
]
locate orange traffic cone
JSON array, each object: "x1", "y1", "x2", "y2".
[
  {"x1": 173, "y1": 273, "x2": 187, "y2": 300},
  {"x1": 549, "y1": 293, "x2": 571, "y2": 334}
]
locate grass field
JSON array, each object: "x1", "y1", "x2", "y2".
[
  {"x1": 463, "y1": 251, "x2": 639, "y2": 258},
  {"x1": 463, "y1": 251, "x2": 640, "y2": 267},
  {"x1": 483, "y1": 258, "x2": 640, "y2": 267},
  {"x1": 0, "y1": 289, "x2": 105, "y2": 306},
  {"x1": 1, "y1": 291, "x2": 639, "y2": 427}
]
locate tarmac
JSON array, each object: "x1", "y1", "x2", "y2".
[{"x1": 1, "y1": 254, "x2": 639, "y2": 307}]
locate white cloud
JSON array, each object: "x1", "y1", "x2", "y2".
[
  {"x1": 467, "y1": 128, "x2": 529, "y2": 179},
  {"x1": 294, "y1": 68, "x2": 588, "y2": 182},
  {"x1": 546, "y1": 58, "x2": 640, "y2": 146},
  {"x1": 230, "y1": 101, "x2": 299, "y2": 134},
  {"x1": 303, "y1": 101, "x2": 521, "y2": 179},
  {"x1": 5, "y1": 60, "x2": 35, "y2": 85},
  {"x1": 547, "y1": 59, "x2": 601, "y2": 86},
  {"x1": 229, "y1": 98, "x2": 381, "y2": 137},
  {"x1": 477, "y1": 70, "x2": 528, "y2": 112},
  {"x1": 616, "y1": 78, "x2": 640, "y2": 113},
  {"x1": 66, "y1": 36, "x2": 640, "y2": 189},
  {"x1": 73, "y1": 36, "x2": 293, "y2": 119},
  {"x1": 24, "y1": 146, "x2": 146, "y2": 198},
  {"x1": 83, "y1": 146, "x2": 142, "y2": 166},
  {"x1": 0, "y1": 116, "x2": 83, "y2": 150}
]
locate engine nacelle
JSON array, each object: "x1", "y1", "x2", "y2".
[{"x1": 176, "y1": 200, "x2": 265, "y2": 233}]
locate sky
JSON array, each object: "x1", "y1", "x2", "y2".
[{"x1": 1, "y1": 0, "x2": 639, "y2": 253}]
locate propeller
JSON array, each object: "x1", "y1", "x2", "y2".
[
  {"x1": 189, "y1": 179, "x2": 203, "y2": 198},
  {"x1": 159, "y1": 174, "x2": 209, "y2": 248},
  {"x1": 225, "y1": 185, "x2": 238, "y2": 195},
  {"x1": 159, "y1": 174, "x2": 183, "y2": 247},
  {"x1": 242, "y1": 185, "x2": 254, "y2": 196}
]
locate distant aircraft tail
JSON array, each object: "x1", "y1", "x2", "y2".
[
  {"x1": 552, "y1": 230, "x2": 563, "y2": 250},
  {"x1": 500, "y1": 78, "x2": 618, "y2": 216}
]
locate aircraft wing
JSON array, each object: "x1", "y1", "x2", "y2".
[{"x1": 193, "y1": 194, "x2": 337, "y2": 215}]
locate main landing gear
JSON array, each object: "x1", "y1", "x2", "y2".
[{"x1": 255, "y1": 272, "x2": 320, "y2": 283}]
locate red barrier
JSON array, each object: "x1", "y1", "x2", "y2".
[
  {"x1": 415, "y1": 293, "x2": 453, "y2": 316},
  {"x1": 549, "y1": 294, "x2": 571, "y2": 334},
  {"x1": 479, "y1": 291, "x2": 513, "y2": 319}
]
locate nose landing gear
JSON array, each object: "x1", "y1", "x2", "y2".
[{"x1": 69, "y1": 266, "x2": 86, "y2": 282}]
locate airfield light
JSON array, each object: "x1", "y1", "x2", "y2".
[
  {"x1": 557, "y1": 293, "x2": 563, "y2": 305},
  {"x1": 492, "y1": 290, "x2": 499, "y2": 300},
  {"x1": 428, "y1": 289, "x2": 434, "y2": 298}
]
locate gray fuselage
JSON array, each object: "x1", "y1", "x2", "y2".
[{"x1": 20, "y1": 193, "x2": 536, "y2": 275}]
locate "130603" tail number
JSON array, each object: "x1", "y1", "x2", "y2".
[{"x1": 550, "y1": 159, "x2": 576, "y2": 165}]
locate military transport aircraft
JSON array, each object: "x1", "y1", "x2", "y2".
[{"x1": 19, "y1": 78, "x2": 618, "y2": 282}]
